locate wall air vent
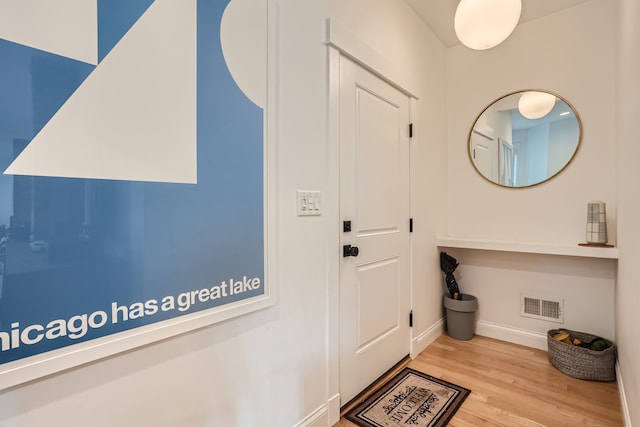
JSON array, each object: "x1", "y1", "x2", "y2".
[{"x1": 520, "y1": 293, "x2": 564, "y2": 324}]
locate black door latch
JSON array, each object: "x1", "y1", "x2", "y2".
[{"x1": 343, "y1": 245, "x2": 359, "y2": 257}]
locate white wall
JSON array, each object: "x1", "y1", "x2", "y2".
[
  {"x1": 447, "y1": 0, "x2": 616, "y2": 244},
  {"x1": 616, "y1": 0, "x2": 640, "y2": 425},
  {"x1": 443, "y1": 248, "x2": 616, "y2": 346},
  {"x1": 0, "y1": 1, "x2": 331, "y2": 426},
  {"x1": 444, "y1": 0, "x2": 618, "y2": 345}
]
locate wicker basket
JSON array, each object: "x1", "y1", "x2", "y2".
[{"x1": 547, "y1": 329, "x2": 616, "y2": 382}]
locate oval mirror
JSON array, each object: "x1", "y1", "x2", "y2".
[{"x1": 468, "y1": 90, "x2": 582, "y2": 188}]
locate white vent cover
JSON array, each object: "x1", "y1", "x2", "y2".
[{"x1": 520, "y1": 293, "x2": 564, "y2": 323}]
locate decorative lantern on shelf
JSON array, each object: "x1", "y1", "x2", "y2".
[{"x1": 586, "y1": 201, "x2": 607, "y2": 245}]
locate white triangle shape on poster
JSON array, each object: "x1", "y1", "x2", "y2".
[
  {"x1": 4, "y1": 0, "x2": 197, "y2": 184},
  {"x1": 0, "y1": 0, "x2": 98, "y2": 65}
]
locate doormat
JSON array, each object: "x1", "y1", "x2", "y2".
[{"x1": 345, "y1": 368, "x2": 470, "y2": 427}]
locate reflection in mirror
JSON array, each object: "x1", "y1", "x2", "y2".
[{"x1": 469, "y1": 90, "x2": 582, "y2": 188}]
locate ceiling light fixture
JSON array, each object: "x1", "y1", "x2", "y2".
[
  {"x1": 518, "y1": 91, "x2": 557, "y2": 120},
  {"x1": 454, "y1": 0, "x2": 522, "y2": 50}
]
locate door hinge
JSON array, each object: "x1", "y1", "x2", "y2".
[
  {"x1": 409, "y1": 310, "x2": 413, "y2": 327},
  {"x1": 409, "y1": 218, "x2": 413, "y2": 233},
  {"x1": 409, "y1": 123, "x2": 413, "y2": 138}
]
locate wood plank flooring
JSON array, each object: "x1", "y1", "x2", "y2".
[{"x1": 334, "y1": 334, "x2": 623, "y2": 426}]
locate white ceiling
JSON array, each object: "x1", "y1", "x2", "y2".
[{"x1": 404, "y1": 0, "x2": 593, "y2": 48}]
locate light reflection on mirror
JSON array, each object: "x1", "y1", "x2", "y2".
[{"x1": 468, "y1": 90, "x2": 582, "y2": 188}]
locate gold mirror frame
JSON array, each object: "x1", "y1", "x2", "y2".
[{"x1": 468, "y1": 89, "x2": 583, "y2": 188}]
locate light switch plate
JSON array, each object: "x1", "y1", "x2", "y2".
[{"x1": 297, "y1": 190, "x2": 321, "y2": 216}]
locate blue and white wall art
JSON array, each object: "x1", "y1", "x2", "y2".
[{"x1": 0, "y1": 0, "x2": 269, "y2": 372}]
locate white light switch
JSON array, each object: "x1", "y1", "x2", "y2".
[{"x1": 297, "y1": 190, "x2": 321, "y2": 216}]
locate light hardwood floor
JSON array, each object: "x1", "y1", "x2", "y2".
[{"x1": 335, "y1": 334, "x2": 623, "y2": 426}]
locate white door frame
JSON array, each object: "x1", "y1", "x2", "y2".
[{"x1": 325, "y1": 18, "x2": 418, "y2": 424}]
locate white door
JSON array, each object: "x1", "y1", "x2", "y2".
[
  {"x1": 470, "y1": 131, "x2": 497, "y2": 181},
  {"x1": 339, "y1": 55, "x2": 411, "y2": 404}
]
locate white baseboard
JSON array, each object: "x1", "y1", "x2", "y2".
[
  {"x1": 327, "y1": 393, "x2": 341, "y2": 426},
  {"x1": 293, "y1": 403, "x2": 329, "y2": 427},
  {"x1": 411, "y1": 317, "x2": 445, "y2": 358},
  {"x1": 616, "y1": 363, "x2": 633, "y2": 427},
  {"x1": 475, "y1": 320, "x2": 548, "y2": 351},
  {"x1": 412, "y1": 318, "x2": 546, "y2": 356}
]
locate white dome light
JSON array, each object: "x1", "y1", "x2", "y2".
[
  {"x1": 454, "y1": 0, "x2": 522, "y2": 50},
  {"x1": 518, "y1": 91, "x2": 557, "y2": 120}
]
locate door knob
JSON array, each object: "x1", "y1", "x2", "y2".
[{"x1": 343, "y1": 245, "x2": 359, "y2": 257}]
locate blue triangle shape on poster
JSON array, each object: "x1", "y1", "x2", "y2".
[
  {"x1": 98, "y1": 0, "x2": 155, "y2": 62},
  {"x1": 0, "y1": 39, "x2": 95, "y2": 160}
]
